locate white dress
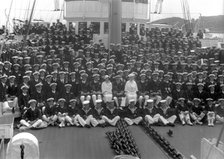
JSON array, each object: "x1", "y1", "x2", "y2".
[{"x1": 125, "y1": 80, "x2": 138, "y2": 103}]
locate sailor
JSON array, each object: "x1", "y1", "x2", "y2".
[
  {"x1": 205, "y1": 98, "x2": 215, "y2": 126},
  {"x1": 56, "y1": 98, "x2": 69, "y2": 128},
  {"x1": 101, "y1": 100, "x2": 121, "y2": 126},
  {"x1": 90, "y1": 99, "x2": 106, "y2": 127},
  {"x1": 20, "y1": 99, "x2": 46, "y2": 130},
  {"x1": 138, "y1": 73, "x2": 149, "y2": 108},
  {"x1": 79, "y1": 72, "x2": 91, "y2": 105},
  {"x1": 215, "y1": 98, "x2": 224, "y2": 123},
  {"x1": 157, "y1": 100, "x2": 177, "y2": 126},
  {"x1": 190, "y1": 98, "x2": 206, "y2": 125},
  {"x1": 6, "y1": 75, "x2": 19, "y2": 109},
  {"x1": 123, "y1": 99, "x2": 143, "y2": 126},
  {"x1": 142, "y1": 99, "x2": 160, "y2": 125},
  {"x1": 176, "y1": 98, "x2": 193, "y2": 126},
  {"x1": 18, "y1": 85, "x2": 30, "y2": 115},
  {"x1": 42, "y1": 98, "x2": 58, "y2": 126},
  {"x1": 67, "y1": 99, "x2": 80, "y2": 126},
  {"x1": 31, "y1": 82, "x2": 46, "y2": 109},
  {"x1": 91, "y1": 74, "x2": 102, "y2": 107},
  {"x1": 76, "y1": 100, "x2": 93, "y2": 128}
]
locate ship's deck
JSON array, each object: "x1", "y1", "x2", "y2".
[{"x1": 6, "y1": 124, "x2": 223, "y2": 159}]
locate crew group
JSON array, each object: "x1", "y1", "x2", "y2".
[{"x1": 0, "y1": 24, "x2": 224, "y2": 130}]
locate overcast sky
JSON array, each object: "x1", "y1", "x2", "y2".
[{"x1": 0, "y1": 0, "x2": 223, "y2": 26}]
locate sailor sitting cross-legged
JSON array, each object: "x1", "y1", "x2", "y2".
[
  {"x1": 143, "y1": 99, "x2": 161, "y2": 126},
  {"x1": 176, "y1": 98, "x2": 193, "y2": 126},
  {"x1": 123, "y1": 99, "x2": 143, "y2": 126},
  {"x1": 66, "y1": 99, "x2": 80, "y2": 127},
  {"x1": 42, "y1": 97, "x2": 58, "y2": 126},
  {"x1": 56, "y1": 98, "x2": 70, "y2": 128},
  {"x1": 157, "y1": 100, "x2": 177, "y2": 126},
  {"x1": 90, "y1": 99, "x2": 106, "y2": 127},
  {"x1": 20, "y1": 99, "x2": 47, "y2": 131},
  {"x1": 76, "y1": 100, "x2": 93, "y2": 128},
  {"x1": 102, "y1": 100, "x2": 121, "y2": 126}
]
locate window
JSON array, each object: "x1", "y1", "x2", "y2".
[
  {"x1": 104, "y1": 22, "x2": 109, "y2": 34},
  {"x1": 91, "y1": 22, "x2": 100, "y2": 34}
]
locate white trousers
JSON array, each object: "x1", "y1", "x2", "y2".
[
  {"x1": 90, "y1": 118, "x2": 105, "y2": 127},
  {"x1": 126, "y1": 92, "x2": 137, "y2": 104},
  {"x1": 103, "y1": 93, "x2": 113, "y2": 102},
  {"x1": 77, "y1": 114, "x2": 93, "y2": 127},
  {"x1": 102, "y1": 115, "x2": 120, "y2": 126},
  {"x1": 124, "y1": 117, "x2": 143, "y2": 126},
  {"x1": 20, "y1": 119, "x2": 46, "y2": 128}
]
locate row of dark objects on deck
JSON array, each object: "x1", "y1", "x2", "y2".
[
  {"x1": 141, "y1": 122, "x2": 183, "y2": 159},
  {"x1": 106, "y1": 119, "x2": 141, "y2": 158}
]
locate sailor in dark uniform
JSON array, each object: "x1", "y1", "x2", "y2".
[
  {"x1": 67, "y1": 99, "x2": 80, "y2": 126},
  {"x1": 101, "y1": 100, "x2": 121, "y2": 126},
  {"x1": 123, "y1": 99, "x2": 143, "y2": 126},
  {"x1": 56, "y1": 98, "x2": 69, "y2": 128},
  {"x1": 176, "y1": 98, "x2": 193, "y2": 125},
  {"x1": 69, "y1": 72, "x2": 80, "y2": 98},
  {"x1": 190, "y1": 98, "x2": 206, "y2": 125},
  {"x1": 79, "y1": 73, "x2": 91, "y2": 105},
  {"x1": 18, "y1": 85, "x2": 30, "y2": 115},
  {"x1": 138, "y1": 73, "x2": 149, "y2": 108},
  {"x1": 90, "y1": 99, "x2": 106, "y2": 127},
  {"x1": 62, "y1": 84, "x2": 75, "y2": 106},
  {"x1": 43, "y1": 74, "x2": 52, "y2": 93},
  {"x1": 31, "y1": 82, "x2": 46, "y2": 109},
  {"x1": 142, "y1": 99, "x2": 160, "y2": 125},
  {"x1": 91, "y1": 74, "x2": 102, "y2": 107},
  {"x1": 207, "y1": 84, "x2": 218, "y2": 101},
  {"x1": 47, "y1": 83, "x2": 59, "y2": 102},
  {"x1": 6, "y1": 75, "x2": 19, "y2": 108},
  {"x1": 20, "y1": 99, "x2": 46, "y2": 130},
  {"x1": 30, "y1": 71, "x2": 41, "y2": 94},
  {"x1": 193, "y1": 83, "x2": 208, "y2": 105},
  {"x1": 42, "y1": 98, "x2": 58, "y2": 126},
  {"x1": 76, "y1": 100, "x2": 93, "y2": 128},
  {"x1": 205, "y1": 98, "x2": 215, "y2": 126},
  {"x1": 157, "y1": 100, "x2": 177, "y2": 126},
  {"x1": 112, "y1": 75, "x2": 125, "y2": 108},
  {"x1": 215, "y1": 98, "x2": 224, "y2": 123},
  {"x1": 57, "y1": 71, "x2": 67, "y2": 94}
]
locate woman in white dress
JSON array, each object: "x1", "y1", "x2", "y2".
[{"x1": 124, "y1": 73, "x2": 138, "y2": 105}]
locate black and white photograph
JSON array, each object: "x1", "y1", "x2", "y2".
[{"x1": 0, "y1": 0, "x2": 224, "y2": 159}]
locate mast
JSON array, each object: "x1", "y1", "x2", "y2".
[
  {"x1": 5, "y1": 0, "x2": 14, "y2": 34},
  {"x1": 22, "y1": 0, "x2": 37, "y2": 49}
]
